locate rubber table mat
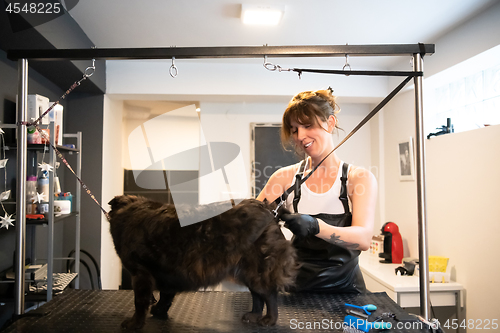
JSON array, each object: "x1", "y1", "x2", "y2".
[{"x1": 2, "y1": 290, "x2": 432, "y2": 332}]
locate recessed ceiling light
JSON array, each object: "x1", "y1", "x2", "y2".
[{"x1": 241, "y1": 4, "x2": 285, "y2": 26}]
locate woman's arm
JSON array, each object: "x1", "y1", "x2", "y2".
[
  {"x1": 256, "y1": 165, "x2": 296, "y2": 202},
  {"x1": 315, "y1": 167, "x2": 377, "y2": 251}
]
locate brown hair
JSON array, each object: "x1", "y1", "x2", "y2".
[{"x1": 281, "y1": 88, "x2": 341, "y2": 150}]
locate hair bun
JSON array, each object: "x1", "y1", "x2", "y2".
[{"x1": 313, "y1": 88, "x2": 337, "y2": 111}]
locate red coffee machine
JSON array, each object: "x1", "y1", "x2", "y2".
[{"x1": 378, "y1": 222, "x2": 404, "y2": 264}]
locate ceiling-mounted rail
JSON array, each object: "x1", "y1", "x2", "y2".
[{"x1": 8, "y1": 44, "x2": 434, "y2": 61}]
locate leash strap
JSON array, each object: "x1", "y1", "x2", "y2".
[
  {"x1": 273, "y1": 75, "x2": 414, "y2": 206},
  {"x1": 293, "y1": 69, "x2": 423, "y2": 77},
  {"x1": 17, "y1": 61, "x2": 111, "y2": 220},
  {"x1": 292, "y1": 159, "x2": 307, "y2": 213}
]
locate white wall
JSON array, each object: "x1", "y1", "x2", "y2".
[
  {"x1": 381, "y1": 1, "x2": 500, "y2": 327},
  {"x1": 101, "y1": 96, "x2": 124, "y2": 289},
  {"x1": 123, "y1": 113, "x2": 200, "y2": 171},
  {"x1": 426, "y1": 125, "x2": 500, "y2": 324}
]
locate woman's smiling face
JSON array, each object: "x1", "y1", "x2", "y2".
[{"x1": 290, "y1": 115, "x2": 335, "y2": 158}]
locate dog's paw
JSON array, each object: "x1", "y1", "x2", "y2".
[
  {"x1": 150, "y1": 304, "x2": 170, "y2": 319},
  {"x1": 258, "y1": 314, "x2": 277, "y2": 326},
  {"x1": 121, "y1": 317, "x2": 145, "y2": 330},
  {"x1": 241, "y1": 312, "x2": 262, "y2": 323}
]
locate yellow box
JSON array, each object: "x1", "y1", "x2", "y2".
[{"x1": 429, "y1": 256, "x2": 448, "y2": 272}]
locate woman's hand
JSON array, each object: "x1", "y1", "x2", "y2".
[{"x1": 281, "y1": 213, "x2": 320, "y2": 238}]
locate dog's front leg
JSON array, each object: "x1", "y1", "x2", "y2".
[
  {"x1": 258, "y1": 290, "x2": 278, "y2": 326},
  {"x1": 122, "y1": 272, "x2": 153, "y2": 330},
  {"x1": 150, "y1": 291, "x2": 176, "y2": 319},
  {"x1": 241, "y1": 289, "x2": 264, "y2": 324}
]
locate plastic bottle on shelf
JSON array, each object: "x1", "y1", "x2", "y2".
[
  {"x1": 37, "y1": 171, "x2": 50, "y2": 214},
  {"x1": 37, "y1": 171, "x2": 50, "y2": 196},
  {"x1": 27, "y1": 126, "x2": 42, "y2": 144},
  {"x1": 26, "y1": 176, "x2": 38, "y2": 215},
  {"x1": 54, "y1": 176, "x2": 61, "y2": 194}
]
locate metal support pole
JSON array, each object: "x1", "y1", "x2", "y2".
[
  {"x1": 413, "y1": 53, "x2": 431, "y2": 320},
  {"x1": 75, "y1": 132, "x2": 82, "y2": 289},
  {"x1": 47, "y1": 122, "x2": 55, "y2": 301},
  {"x1": 15, "y1": 58, "x2": 28, "y2": 315}
]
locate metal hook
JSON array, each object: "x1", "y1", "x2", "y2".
[
  {"x1": 84, "y1": 58, "x2": 96, "y2": 78},
  {"x1": 170, "y1": 57, "x2": 178, "y2": 78},
  {"x1": 264, "y1": 56, "x2": 278, "y2": 71},
  {"x1": 263, "y1": 56, "x2": 292, "y2": 73},
  {"x1": 272, "y1": 198, "x2": 285, "y2": 218},
  {"x1": 343, "y1": 54, "x2": 351, "y2": 73}
]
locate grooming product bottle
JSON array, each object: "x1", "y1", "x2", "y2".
[
  {"x1": 26, "y1": 176, "x2": 38, "y2": 214},
  {"x1": 27, "y1": 125, "x2": 42, "y2": 144},
  {"x1": 54, "y1": 176, "x2": 61, "y2": 194},
  {"x1": 37, "y1": 171, "x2": 50, "y2": 214}
]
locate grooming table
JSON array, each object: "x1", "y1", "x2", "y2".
[{"x1": 2, "y1": 290, "x2": 432, "y2": 332}]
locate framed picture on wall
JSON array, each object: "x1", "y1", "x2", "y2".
[{"x1": 398, "y1": 138, "x2": 415, "y2": 181}]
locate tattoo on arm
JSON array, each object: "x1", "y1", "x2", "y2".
[{"x1": 329, "y1": 233, "x2": 359, "y2": 250}]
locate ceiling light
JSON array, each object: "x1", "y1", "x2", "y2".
[{"x1": 241, "y1": 4, "x2": 285, "y2": 26}]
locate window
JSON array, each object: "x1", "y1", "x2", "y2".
[{"x1": 425, "y1": 45, "x2": 500, "y2": 135}]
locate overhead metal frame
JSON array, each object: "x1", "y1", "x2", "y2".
[
  {"x1": 10, "y1": 44, "x2": 434, "y2": 321},
  {"x1": 8, "y1": 44, "x2": 434, "y2": 61}
]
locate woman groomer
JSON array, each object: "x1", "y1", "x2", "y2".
[{"x1": 257, "y1": 88, "x2": 377, "y2": 293}]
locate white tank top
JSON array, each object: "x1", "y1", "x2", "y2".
[{"x1": 284, "y1": 160, "x2": 350, "y2": 215}]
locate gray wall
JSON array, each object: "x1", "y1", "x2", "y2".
[{"x1": 64, "y1": 93, "x2": 104, "y2": 289}]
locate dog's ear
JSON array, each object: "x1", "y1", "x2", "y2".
[{"x1": 108, "y1": 195, "x2": 136, "y2": 211}]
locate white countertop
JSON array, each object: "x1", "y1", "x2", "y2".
[{"x1": 359, "y1": 253, "x2": 464, "y2": 293}]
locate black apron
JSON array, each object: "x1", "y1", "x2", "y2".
[{"x1": 289, "y1": 161, "x2": 366, "y2": 293}]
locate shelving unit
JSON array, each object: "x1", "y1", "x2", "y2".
[
  {"x1": 44, "y1": 124, "x2": 82, "y2": 301},
  {"x1": 1, "y1": 121, "x2": 82, "y2": 303}
]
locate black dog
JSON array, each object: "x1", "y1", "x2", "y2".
[{"x1": 107, "y1": 195, "x2": 298, "y2": 329}]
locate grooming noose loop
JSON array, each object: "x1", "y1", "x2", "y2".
[
  {"x1": 263, "y1": 56, "x2": 292, "y2": 72},
  {"x1": 84, "y1": 58, "x2": 96, "y2": 78},
  {"x1": 170, "y1": 57, "x2": 178, "y2": 78}
]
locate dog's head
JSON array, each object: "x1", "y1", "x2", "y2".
[{"x1": 107, "y1": 195, "x2": 142, "y2": 219}]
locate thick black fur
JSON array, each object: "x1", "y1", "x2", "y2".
[{"x1": 107, "y1": 195, "x2": 298, "y2": 329}]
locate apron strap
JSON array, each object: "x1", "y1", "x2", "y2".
[
  {"x1": 292, "y1": 159, "x2": 307, "y2": 213},
  {"x1": 339, "y1": 162, "x2": 350, "y2": 214},
  {"x1": 274, "y1": 160, "x2": 350, "y2": 215}
]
